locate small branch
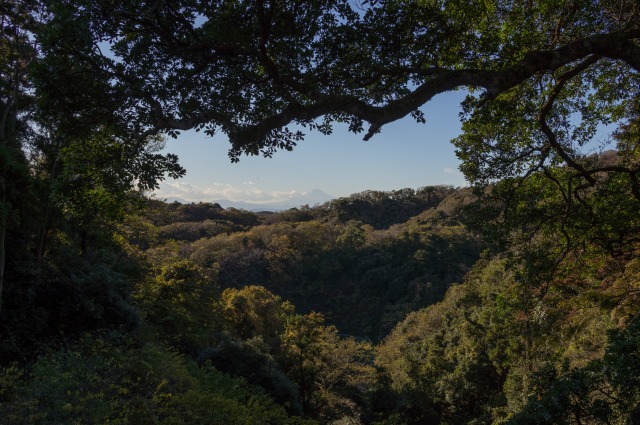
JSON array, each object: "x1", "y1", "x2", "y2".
[{"x1": 537, "y1": 55, "x2": 601, "y2": 184}]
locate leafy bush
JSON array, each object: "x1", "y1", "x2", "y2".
[{"x1": 0, "y1": 332, "x2": 315, "y2": 424}]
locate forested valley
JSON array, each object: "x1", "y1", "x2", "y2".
[{"x1": 2, "y1": 0, "x2": 640, "y2": 424}]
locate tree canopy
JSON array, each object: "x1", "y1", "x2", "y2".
[{"x1": 38, "y1": 0, "x2": 640, "y2": 168}]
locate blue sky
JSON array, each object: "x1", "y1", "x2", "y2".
[{"x1": 155, "y1": 90, "x2": 469, "y2": 203}]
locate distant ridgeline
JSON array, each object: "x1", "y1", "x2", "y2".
[{"x1": 141, "y1": 185, "x2": 482, "y2": 340}]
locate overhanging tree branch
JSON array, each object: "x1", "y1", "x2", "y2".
[
  {"x1": 184, "y1": 30, "x2": 640, "y2": 149},
  {"x1": 38, "y1": 2, "x2": 640, "y2": 161}
]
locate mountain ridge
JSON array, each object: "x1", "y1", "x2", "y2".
[{"x1": 163, "y1": 188, "x2": 334, "y2": 212}]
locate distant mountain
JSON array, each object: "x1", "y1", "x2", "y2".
[
  {"x1": 287, "y1": 189, "x2": 334, "y2": 207},
  {"x1": 155, "y1": 180, "x2": 336, "y2": 211},
  {"x1": 212, "y1": 189, "x2": 334, "y2": 212},
  {"x1": 162, "y1": 189, "x2": 334, "y2": 212}
]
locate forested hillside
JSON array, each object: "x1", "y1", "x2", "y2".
[
  {"x1": 138, "y1": 186, "x2": 481, "y2": 340},
  {"x1": 2, "y1": 0, "x2": 640, "y2": 424}
]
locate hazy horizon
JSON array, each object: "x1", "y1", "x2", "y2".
[{"x1": 154, "y1": 91, "x2": 469, "y2": 204}]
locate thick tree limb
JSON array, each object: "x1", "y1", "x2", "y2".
[{"x1": 147, "y1": 30, "x2": 640, "y2": 150}]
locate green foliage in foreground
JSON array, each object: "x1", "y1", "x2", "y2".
[
  {"x1": 508, "y1": 313, "x2": 640, "y2": 424},
  {"x1": 0, "y1": 331, "x2": 315, "y2": 425},
  {"x1": 375, "y1": 253, "x2": 640, "y2": 425}
]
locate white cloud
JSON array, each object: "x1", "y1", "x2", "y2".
[
  {"x1": 444, "y1": 167, "x2": 462, "y2": 176},
  {"x1": 154, "y1": 181, "x2": 302, "y2": 204}
]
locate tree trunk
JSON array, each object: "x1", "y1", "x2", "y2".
[
  {"x1": 36, "y1": 225, "x2": 48, "y2": 263},
  {"x1": 0, "y1": 214, "x2": 5, "y2": 315},
  {"x1": 0, "y1": 178, "x2": 6, "y2": 314},
  {"x1": 80, "y1": 228, "x2": 88, "y2": 256},
  {"x1": 36, "y1": 159, "x2": 58, "y2": 262}
]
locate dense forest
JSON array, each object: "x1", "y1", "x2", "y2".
[{"x1": 2, "y1": 0, "x2": 640, "y2": 424}]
